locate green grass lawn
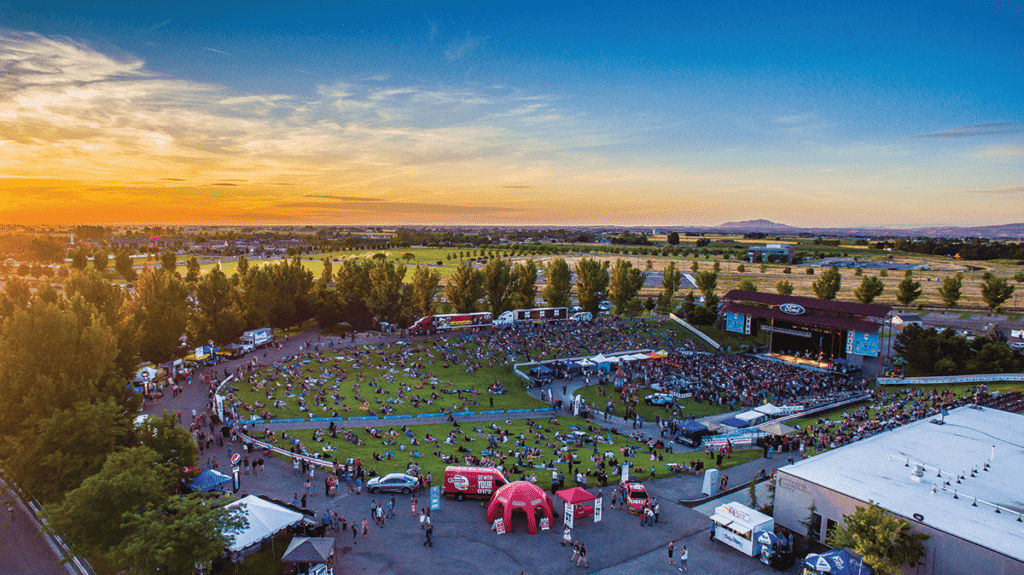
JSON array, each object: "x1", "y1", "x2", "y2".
[
  {"x1": 231, "y1": 340, "x2": 546, "y2": 421},
  {"x1": 267, "y1": 417, "x2": 762, "y2": 492},
  {"x1": 785, "y1": 381, "x2": 1024, "y2": 433},
  {"x1": 575, "y1": 384, "x2": 730, "y2": 422}
]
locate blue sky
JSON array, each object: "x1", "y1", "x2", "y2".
[{"x1": 0, "y1": 1, "x2": 1020, "y2": 226}]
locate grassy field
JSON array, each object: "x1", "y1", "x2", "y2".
[
  {"x1": 270, "y1": 417, "x2": 763, "y2": 492},
  {"x1": 784, "y1": 381, "x2": 1024, "y2": 431},
  {"x1": 575, "y1": 384, "x2": 731, "y2": 423},
  {"x1": 231, "y1": 340, "x2": 546, "y2": 421}
]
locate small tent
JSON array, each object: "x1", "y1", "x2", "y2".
[
  {"x1": 486, "y1": 481, "x2": 555, "y2": 534},
  {"x1": 556, "y1": 487, "x2": 597, "y2": 524},
  {"x1": 754, "y1": 403, "x2": 785, "y2": 417},
  {"x1": 183, "y1": 469, "x2": 231, "y2": 493},
  {"x1": 226, "y1": 495, "x2": 306, "y2": 558},
  {"x1": 281, "y1": 537, "x2": 335, "y2": 574},
  {"x1": 803, "y1": 548, "x2": 873, "y2": 575},
  {"x1": 718, "y1": 416, "x2": 751, "y2": 429}
]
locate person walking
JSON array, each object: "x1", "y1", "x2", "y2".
[
  {"x1": 679, "y1": 545, "x2": 688, "y2": 571},
  {"x1": 570, "y1": 541, "x2": 580, "y2": 563},
  {"x1": 667, "y1": 541, "x2": 675, "y2": 565},
  {"x1": 653, "y1": 499, "x2": 661, "y2": 523},
  {"x1": 352, "y1": 523, "x2": 358, "y2": 543},
  {"x1": 361, "y1": 518, "x2": 369, "y2": 539},
  {"x1": 423, "y1": 523, "x2": 434, "y2": 547},
  {"x1": 420, "y1": 509, "x2": 426, "y2": 529},
  {"x1": 709, "y1": 518, "x2": 716, "y2": 541},
  {"x1": 562, "y1": 525, "x2": 572, "y2": 546},
  {"x1": 576, "y1": 542, "x2": 588, "y2": 568},
  {"x1": 411, "y1": 495, "x2": 418, "y2": 515}
]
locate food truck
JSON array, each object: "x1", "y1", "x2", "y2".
[{"x1": 710, "y1": 502, "x2": 774, "y2": 557}]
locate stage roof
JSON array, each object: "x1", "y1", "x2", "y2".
[
  {"x1": 720, "y1": 302, "x2": 883, "y2": 333},
  {"x1": 723, "y1": 290, "x2": 892, "y2": 319}
]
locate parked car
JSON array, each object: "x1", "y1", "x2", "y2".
[
  {"x1": 623, "y1": 482, "x2": 650, "y2": 514},
  {"x1": 598, "y1": 300, "x2": 612, "y2": 311},
  {"x1": 366, "y1": 473, "x2": 420, "y2": 494},
  {"x1": 570, "y1": 312, "x2": 593, "y2": 322},
  {"x1": 570, "y1": 306, "x2": 584, "y2": 313},
  {"x1": 644, "y1": 392, "x2": 675, "y2": 406}
]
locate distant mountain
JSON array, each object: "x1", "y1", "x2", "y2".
[{"x1": 715, "y1": 219, "x2": 800, "y2": 232}]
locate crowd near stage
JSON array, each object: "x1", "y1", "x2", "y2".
[{"x1": 719, "y1": 290, "x2": 891, "y2": 373}]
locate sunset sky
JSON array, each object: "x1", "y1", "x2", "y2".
[{"x1": 0, "y1": 1, "x2": 1020, "y2": 227}]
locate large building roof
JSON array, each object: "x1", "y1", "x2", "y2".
[
  {"x1": 723, "y1": 290, "x2": 892, "y2": 319},
  {"x1": 719, "y1": 301, "x2": 883, "y2": 333},
  {"x1": 779, "y1": 406, "x2": 1024, "y2": 562}
]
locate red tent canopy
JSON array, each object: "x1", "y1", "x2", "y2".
[
  {"x1": 486, "y1": 481, "x2": 554, "y2": 534},
  {"x1": 556, "y1": 487, "x2": 595, "y2": 505}
]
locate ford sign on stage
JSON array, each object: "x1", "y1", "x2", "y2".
[{"x1": 780, "y1": 303, "x2": 805, "y2": 315}]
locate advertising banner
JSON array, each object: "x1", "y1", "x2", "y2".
[
  {"x1": 430, "y1": 486, "x2": 440, "y2": 510},
  {"x1": 594, "y1": 496, "x2": 603, "y2": 523},
  {"x1": 564, "y1": 502, "x2": 574, "y2": 529}
]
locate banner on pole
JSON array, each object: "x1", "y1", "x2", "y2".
[
  {"x1": 564, "y1": 502, "x2": 574, "y2": 529},
  {"x1": 429, "y1": 485, "x2": 440, "y2": 510},
  {"x1": 594, "y1": 496, "x2": 603, "y2": 523}
]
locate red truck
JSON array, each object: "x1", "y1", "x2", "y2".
[
  {"x1": 443, "y1": 465, "x2": 508, "y2": 500},
  {"x1": 408, "y1": 312, "x2": 492, "y2": 336}
]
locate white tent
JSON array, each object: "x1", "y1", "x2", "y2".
[
  {"x1": 227, "y1": 495, "x2": 305, "y2": 555},
  {"x1": 627, "y1": 353, "x2": 650, "y2": 361},
  {"x1": 589, "y1": 354, "x2": 609, "y2": 364},
  {"x1": 576, "y1": 358, "x2": 595, "y2": 367},
  {"x1": 736, "y1": 410, "x2": 767, "y2": 424},
  {"x1": 754, "y1": 403, "x2": 785, "y2": 416}
]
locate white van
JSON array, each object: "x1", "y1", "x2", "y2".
[{"x1": 570, "y1": 312, "x2": 593, "y2": 322}]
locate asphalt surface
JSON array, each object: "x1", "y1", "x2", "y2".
[
  {"x1": 9, "y1": 326, "x2": 800, "y2": 575},
  {"x1": 1, "y1": 486, "x2": 75, "y2": 575}
]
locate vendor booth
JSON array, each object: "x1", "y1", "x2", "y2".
[
  {"x1": 613, "y1": 365, "x2": 627, "y2": 389},
  {"x1": 486, "y1": 481, "x2": 555, "y2": 534},
  {"x1": 280, "y1": 537, "x2": 335, "y2": 575},
  {"x1": 675, "y1": 418, "x2": 710, "y2": 447},
  {"x1": 711, "y1": 502, "x2": 774, "y2": 556},
  {"x1": 529, "y1": 364, "x2": 553, "y2": 384},
  {"x1": 718, "y1": 416, "x2": 752, "y2": 429},
  {"x1": 555, "y1": 487, "x2": 599, "y2": 527},
  {"x1": 736, "y1": 410, "x2": 768, "y2": 427},
  {"x1": 803, "y1": 548, "x2": 873, "y2": 575},
  {"x1": 226, "y1": 495, "x2": 306, "y2": 560},
  {"x1": 757, "y1": 531, "x2": 795, "y2": 570},
  {"x1": 183, "y1": 469, "x2": 231, "y2": 493}
]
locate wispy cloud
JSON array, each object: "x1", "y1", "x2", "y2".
[
  {"x1": 204, "y1": 47, "x2": 232, "y2": 56},
  {"x1": 908, "y1": 122, "x2": 1024, "y2": 139},
  {"x1": 956, "y1": 186, "x2": 1024, "y2": 195},
  {"x1": 145, "y1": 18, "x2": 174, "y2": 32},
  {"x1": 444, "y1": 34, "x2": 484, "y2": 62}
]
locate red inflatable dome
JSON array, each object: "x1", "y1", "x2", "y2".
[{"x1": 486, "y1": 481, "x2": 554, "y2": 534}]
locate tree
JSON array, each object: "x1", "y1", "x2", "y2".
[
  {"x1": 542, "y1": 258, "x2": 572, "y2": 308},
  {"x1": 574, "y1": 258, "x2": 610, "y2": 315},
  {"x1": 666, "y1": 231, "x2": 679, "y2": 245},
  {"x1": 854, "y1": 276, "x2": 885, "y2": 304},
  {"x1": 320, "y1": 257, "x2": 333, "y2": 286},
  {"x1": 736, "y1": 263, "x2": 745, "y2": 273},
  {"x1": 187, "y1": 268, "x2": 244, "y2": 346},
  {"x1": 775, "y1": 280, "x2": 794, "y2": 296},
  {"x1": 510, "y1": 259, "x2": 538, "y2": 309},
  {"x1": 811, "y1": 266, "x2": 842, "y2": 300},
  {"x1": 132, "y1": 269, "x2": 190, "y2": 363},
  {"x1": 712, "y1": 261, "x2": 721, "y2": 273},
  {"x1": 92, "y1": 249, "x2": 109, "y2": 273},
  {"x1": 42, "y1": 447, "x2": 171, "y2": 560},
  {"x1": 112, "y1": 493, "x2": 247, "y2": 575},
  {"x1": 736, "y1": 278, "x2": 757, "y2": 292},
  {"x1": 444, "y1": 261, "x2": 483, "y2": 313},
  {"x1": 694, "y1": 270, "x2": 718, "y2": 300},
  {"x1": 184, "y1": 256, "x2": 201, "y2": 283},
  {"x1": 266, "y1": 257, "x2": 315, "y2": 329},
  {"x1": 690, "y1": 260, "x2": 699, "y2": 273},
  {"x1": 608, "y1": 260, "x2": 644, "y2": 315},
  {"x1": 410, "y1": 265, "x2": 441, "y2": 318},
  {"x1": 114, "y1": 250, "x2": 137, "y2": 282},
  {"x1": 826, "y1": 502, "x2": 929, "y2": 575},
  {"x1": 71, "y1": 249, "x2": 89, "y2": 271},
  {"x1": 937, "y1": 275, "x2": 962, "y2": 308},
  {"x1": 895, "y1": 276, "x2": 923, "y2": 307},
  {"x1": 980, "y1": 274, "x2": 1014, "y2": 312},
  {"x1": 159, "y1": 250, "x2": 178, "y2": 275},
  {"x1": 482, "y1": 258, "x2": 513, "y2": 315},
  {"x1": 366, "y1": 260, "x2": 407, "y2": 323},
  {"x1": 1015, "y1": 272, "x2": 1024, "y2": 284},
  {"x1": 403, "y1": 252, "x2": 416, "y2": 263},
  {"x1": 236, "y1": 255, "x2": 250, "y2": 277},
  {"x1": 6, "y1": 398, "x2": 134, "y2": 502},
  {"x1": 136, "y1": 410, "x2": 199, "y2": 479},
  {"x1": 660, "y1": 262, "x2": 682, "y2": 310}
]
